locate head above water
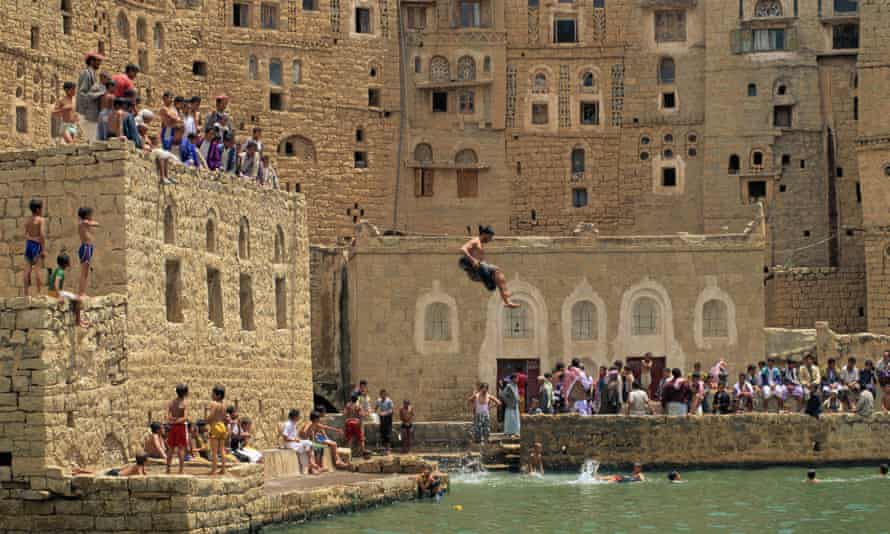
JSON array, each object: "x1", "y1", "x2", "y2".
[
  {"x1": 807, "y1": 469, "x2": 816, "y2": 480},
  {"x1": 668, "y1": 470, "x2": 680, "y2": 481}
]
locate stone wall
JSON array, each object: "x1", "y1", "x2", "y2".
[
  {"x1": 520, "y1": 413, "x2": 890, "y2": 470},
  {"x1": 765, "y1": 267, "x2": 867, "y2": 333},
  {"x1": 0, "y1": 463, "x2": 425, "y2": 534},
  {"x1": 0, "y1": 144, "x2": 313, "y2": 471},
  {"x1": 349, "y1": 220, "x2": 766, "y2": 420}
]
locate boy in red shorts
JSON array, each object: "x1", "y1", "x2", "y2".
[
  {"x1": 344, "y1": 394, "x2": 368, "y2": 458},
  {"x1": 166, "y1": 384, "x2": 189, "y2": 474}
]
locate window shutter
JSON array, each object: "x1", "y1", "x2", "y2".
[
  {"x1": 730, "y1": 29, "x2": 742, "y2": 53},
  {"x1": 786, "y1": 27, "x2": 798, "y2": 51},
  {"x1": 480, "y1": 0, "x2": 491, "y2": 27},
  {"x1": 451, "y1": 0, "x2": 461, "y2": 28},
  {"x1": 425, "y1": 171, "x2": 434, "y2": 196},
  {"x1": 414, "y1": 169, "x2": 423, "y2": 197},
  {"x1": 741, "y1": 29, "x2": 753, "y2": 52}
]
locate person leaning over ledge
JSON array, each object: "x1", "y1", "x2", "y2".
[{"x1": 856, "y1": 385, "x2": 875, "y2": 417}]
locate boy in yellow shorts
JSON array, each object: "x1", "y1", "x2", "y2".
[{"x1": 207, "y1": 384, "x2": 228, "y2": 476}]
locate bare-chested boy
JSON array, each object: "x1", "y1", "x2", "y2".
[
  {"x1": 166, "y1": 384, "x2": 189, "y2": 474},
  {"x1": 207, "y1": 385, "x2": 228, "y2": 476},
  {"x1": 399, "y1": 400, "x2": 415, "y2": 453},
  {"x1": 159, "y1": 91, "x2": 182, "y2": 150},
  {"x1": 77, "y1": 207, "x2": 99, "y2": 309},
  {"x1": 527, "y1": 442, "x2": 545, "y2": 475},
  {"x1": 460, "y1": 225, "x2": 519, "y2": 308},
  {"x1": 299, "y1": 411, "x2": 349, "y2": 470},
  {"x1": 52, "y1": 82, "x2": 79, "y2": 144},
  {"x1": 23, "y1": 199, "x2": 46, "y2": 297}
]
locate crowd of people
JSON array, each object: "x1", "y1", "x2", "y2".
[
  {"x1": 469, "y1": 352, "x2": 890, "y2": 441},
  {"x1": 62, "y1": 51, "x2": 280, "y2": 187}
]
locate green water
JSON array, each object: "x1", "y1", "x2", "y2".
[{"x1": 268, "y1": 467, "x2": 890, "y2": 533}]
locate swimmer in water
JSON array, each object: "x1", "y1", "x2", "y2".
[
  {"x1": 804, "y1": 469, "x2": 820, "y2": 483},
  {"x1": 599, "y1": 462, "x2": 645, "y2": 483},
  {"x1": 879, "y1": 464, "x2": 888, "y2": 477},
  {"x1": 527, "y1": 442, "x2": 544, "y2": 476},
  {"x1": 668, "y1": 470, "x2": 685, "y2": 483}
]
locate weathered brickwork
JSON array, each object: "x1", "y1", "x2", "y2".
[
  {"x1": 349, "y1": 220, "x2": 766, "y2": 420},
  {"x1": 0, "y1": 145, "x2": 313, "y2": 472},
  {"x1": 765, "y1": 267, "x2": 867, "y2": 333},
  {"x1": 521, "y1": 413, "x2": 890, "y2": 470}
]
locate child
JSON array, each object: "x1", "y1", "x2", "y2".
[
  {"x1": 281, "y1": 409, "x2": 321, "y2": 475},
  {"x1": 399, "y1": 400, "x2": 415, "y2": 454},
  {"x1": 376, "y1": 389, "x2": 394, "y2": 455},
  {"x1": 77, "y1": 207, "x2": 99, "y2": 303},
  {"x1": 166, "y1": 384, "x2": 189, "y2": 474},
  {"x1": 48, "y1": 252, "x2": 89, "y2": 329},
  {"x1": 191, "y1": 421, "x2": 210, "y2": 461},
  {"x1": 344, "y1": 394, "x2": 368, "y2": 458},
  {"x1": 226, "y1": 406, "x2": 242, "y2": 451},
  {"x1": 207, "y1": 385, "x2": 228, "y2": 476},
  {"x1": 52, "y1": 82, "x2": 79, "y2": 144},
  {"x1": 460, "y1": 226, "x2": 519, "y2": 308},
  {"x1": 74, "y1": 454, "x2": 148, "y2": 477},
  {"x1": 143, "y1": 422, "x2": 167, "y2": 460},
  {"x1": 527, "y1": 442, "x2": 545, "y2": 475},
  {"x1": 23, "y1": 199, "x2": 47, "y2": 297}
]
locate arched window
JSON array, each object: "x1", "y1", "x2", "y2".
[
  {"x1": 430, "y1": 56, "x2": 450, "y2": 82},
  {"x1": 747, "y1": 83, "x2": 757, "y2": 96},
  {"x1": 414, "y1": 143, "x2": 433, "y2": 162},
  {"x1": 729, "y1": 154, "x2": 741, "y2": 174},
  {"x1": 532, "y1": 72, "x2": 548, "y2": 93},
  {"x1": 163, "y1": 205, "x2": 175, "y2": 245},
  {"x1": 269, "y1": 59, "x2": 283, "y2": 85},
  {"x1": 571, "y1": 301, "x2": 597, "y2": 340},
  {"x1": 248, "y1": 55, "x2": 258, "y2": 80},
  {"x1": 776, "y1": 83, "x2": 787, "y2": 96},
  {"x1": 136, "y1": 18, "x2": 147, "y2": 43},
  {"x1": 754, "y1": 0, "x2": 783, "y2": 17},
  {"x1": 424, "y1": 302, "x2": 451, "y2": 341},
  {"x1": 152, "y1": 23, "x2": 164, "y2": 49},
  {"x1": 702, "y1": 299, "x2": 728, "y2": 338},
  {"x1": 658, "y1": 57, "x2": 675, "y2": 84},
  {"x1": 205, "y1": 211, "x2": 217, "y2": 252},
  {"x1": 274, "y1": 225, "x2": 286, "y2": 263},
  {"x1": 571, "y1": 147, "x2": 585, "y2": 174},
  {"x1": 455, "y1": 148, "x2": 478, "y2": 165},
  {"x1": 457, "y1": 56, "x2": 476, "y2": 81},
  {"x1": 277, "y1": 135, "x2": 316, "y2": 160},
  {"x1": 117, "y1": 11, "x2": 130, "y2": 40},
  {"x1": 632, "y1": 297, "x2": 659, "y2": 336},
  {"x1": 581, "y1": 72, "x2": 596, "y2": 91},
  {"x1": 238, "y1": 217, "x2": 250, "y2": 260},
  {"x1": 504, "y1": 306, "x2": 532, "y2": 338},
  {"x1": 752, "y1": 150, "x2": 764, "y2": 167}
]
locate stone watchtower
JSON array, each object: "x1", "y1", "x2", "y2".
[{"x1": 858, "y1": 1, "x2": 890, "y2": 335}]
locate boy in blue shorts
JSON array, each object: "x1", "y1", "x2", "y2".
[
  {"x1": 459, "y1": 225, "x2": 519, "y2": 308},
  {"x1": 23, "y1": 199, "x2": 46, "y2": 297},
  {"x1": 77, "y1": 207, "x2": 99, "y2": 305}
]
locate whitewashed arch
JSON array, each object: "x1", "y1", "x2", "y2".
[
  {"x1": 694, "y1": 276, "x2": 738, "y2": 349},
  {"x1": 561, "y1": 279, "x2": 608, "y2": 364},
  {"x1": 414, "y1": 280, "x2": 459, "y2": 354},
  {"x1": 478, "y1": 275, "x2": 549, "y2": 387},
  {"x1": 615, "y1": 277, "x2": 684, "y2": 369}
]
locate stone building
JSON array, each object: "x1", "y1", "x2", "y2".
[
  {"x1": 0, "y1": 142, "x2": 313, "y2": 471},
  {"x1": 346, "y1": 220, "x2": 766, "y2": 419}
]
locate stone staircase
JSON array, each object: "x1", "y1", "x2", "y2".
[{"x1": 481, "y1": 433, "x2": 522, "y2": 472}]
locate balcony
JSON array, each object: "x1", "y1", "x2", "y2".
[{"x1": 416, "y1": 79, "x2": 493, "y2": 90}]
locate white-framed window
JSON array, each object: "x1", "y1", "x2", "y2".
[
  {"x1": 504, "y1": 306, "x2": 532, "y2": 338},
  {"x1": 425, "y1": 302, "x2": 451, "y2": 340},
  {"x1": 571, "y1": 301, "x2": 596, "y2": 340},
  {"x1": 632, "y1": 297, "x2": 659, "y2": 335},
  {"x1": 702, "y1": 299, "x2": 728, "y2": 338}
]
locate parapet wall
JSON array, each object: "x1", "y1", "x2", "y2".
[
  {"x1": 766, "y1": 267, "x2": 868, "y2": 334},
  {"x1": 521, "y1": 414, "x2": 890, "y2": 470}
]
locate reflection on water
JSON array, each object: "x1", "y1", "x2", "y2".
[{"x1": 267, "y1": 467, "x2": 890, "y2": 534}]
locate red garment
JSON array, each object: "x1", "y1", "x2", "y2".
[
  {"x1": 166, "y1": 423, "x2": 188, "y2": 449},
  {"x1": 515, "y1": 372, "x2": 527, "y2": 397},
  {"x1": 344, "y1": 418, "x2": 363, "y2": 442},
  {"x1": 112, "y1": 73, "x2": 135, "y2": 97}
]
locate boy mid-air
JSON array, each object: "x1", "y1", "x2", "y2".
[{"x1": 459, "y1": 225, "x2": 519, "y2": 308}]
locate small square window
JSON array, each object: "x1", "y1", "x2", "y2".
[
  {"x1": 368, "y1": 88, "x2": 381, "y2": 108},
  {"x1": 261, "y1": 3, "x2": 279, "y2": 29},
  {"x1": 662, "y1": 167, "x2": 677, "y2": 187},
  {"x1": 354, "y1": 151, "x2": 368, "y2": 168},
  {"x1": 779, "y1": 184, "x2": 787, "y2": 192},
  {"x1": 15, "y1": 106, "x2": 27, "y2": 133},
  {"x1": 532, "y1": 103, "x2": 548, "y2": 124},
  {"x1": 406, "y1": 6, "x2": 426, "y2": 29},
  {"x1": 192, "y1": 61, "x2": 208, "y2": 76},
  {"x1": 833, "y1": 23, "x2": 859, "y2": 49},
  {"x1": 355, "y1": 7, "x2": 372, "y2": 33},
  {"x1": 580, "y1": 101, "x2": 599, "y2": 125},
  {"x1": 303, "y1": 0, "x2": 318, "y2": 10},
  {"x1": 270, "y1": 91, "x2": 284, "y2": 111},
  {"x1": 233, "y1": 3, "x2": 250, "y2": 27},
  {"x1": 459, "y1": 0, "x2": 482, "y2": 27},
  {"x1": 432, "y1": 91, "x2": 448, "y2": 112},
  {"x1": 554, "y1": 19, "x2": 577, "y2": 43},
  {"x1": 572, "y1": 188, "x2": 588, "y2": 208},
  {"x1": 662, "y1": 92, "x2": 676, "y2": 109},
  {"x1": 774, "y1": 105, "x2": 792, "y2": 128},
  {"x1": 414, "y1": 56, "x2": 422, "y2": 73},
  {"x1": 836, "y1": 167, "x2": 844, "y2": 178},
  {"x1": 781, "y1": 154, "x2": 791, "y2": 167},
  {"x1": 747, "y1": 83, "x2": 757, "y2": 97},
  {"x1": 459, "y1": 90, "x2": 475, "y2": 114},
  {"x1": 594, "y1": 0, "x2": 604, "y2": 7}
]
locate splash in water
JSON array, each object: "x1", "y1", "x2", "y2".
[
  {"x1": 571, "y1": 459, "x2": 606, "y2": 485},
  {"x1": 453, "y1": 453, "x2": 488, "y2": 484}
]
